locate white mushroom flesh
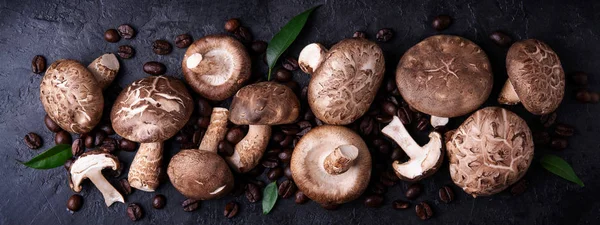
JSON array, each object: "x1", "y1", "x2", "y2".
[
  {"x1": 88, "y1": 53, "x2": 119, "y2": 90},
  {"x1": 70, "y1": 153, "x2": 124, "y2": 207},
  {"x1": 498, "y1": 80, "x2": 521, "y2": 105},
  {"x1": 298, "y1": 43, "x2": 327, "y2": 74},
  {"x1": 430, "y1": 115, "x2": 449, "y2": 127},
  {"x1": 186, "y1": 53, "x2": 203, "y2": 69}
]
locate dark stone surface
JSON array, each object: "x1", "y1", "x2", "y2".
[{"x1": 1, "y1": 0, "x2": 599, "y2": 224}]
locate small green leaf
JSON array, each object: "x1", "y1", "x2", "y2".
[
  {"x1": 20, "y1": 144, "x2": 72, "y2": 169},
  {"x1": 266, "y1": 5, "x2": 320, "y2": 80},
  {"x1": 262, "y1": 181, "x2": 278, "y2": 214},
  {"x1": 540, "y1": 154, "x2": 584, "y2": 187}
]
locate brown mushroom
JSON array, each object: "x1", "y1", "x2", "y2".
[
  {"x1": 69, "y1": 150, "x2": 124, "y2": 207},
  {"x1": 498, "y1": 39, "x2": 565, "y2": 115},
  {"x1": 167, "y1": 107, "x2": 234, "y2": 200},
  {"x1": 87, "y1": 53, "x2": 120, "y2": 90},
  {"x1": 40, "y1": 59, "x2": 104, "y2": 134},
  {"x1": 111, "y1": 76, "x2": 193, "y2": 192},
  {"x1": 182, "y1": 35, "x2": 251, "y2": 101},
  {"x1": 226, "y1": 82, "x2": 300, "y2": 173},
  {"x1": 446, "y1": 107, "x2": 534, "y2": 197},
  {"x1": 306, "y1": 38, "x2": 385, "y2": 125},
  {"x1": 291, "y1": 125, "x2": 371, "y2": 205},
  {"x1": 395, "y1": 35, "x2": 493, "y2": 126}
]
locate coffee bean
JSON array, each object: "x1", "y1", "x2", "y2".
[
  {"x1": 104, "y1": 161, "x2": 123, "y2": 178},
  {"x1": 261, "y1": 156, "x2": 279, "y2": 168},
  {"x1": 278, "y1": 180, "x2": 297, "y2": 198},
  {"x1": 32, "y1": 55, "x2": 46, "y2": 74},
  {"x1": 267, "y1": 167, "x2": 284, "y2": 180},
  {"x1": 98, "y1": 123, "x2": 114, "y2": 135},
  {"x1": 120, "y1": 178, "x2": 132, "y2": 195},
  {"x1": 197, "y1": 99, "x2": 213, "y2": 117},
  {"x1": 438, "y1": 186, "x2": 454, "y2": 203},
  {"x1": 275, "y1": 68, "x2": 293, "y2": 83},
  {"x1": 555, "y1": 123, "x2": 575, "y2": 137},
  {"x1": 143, "y1": 61, "x2": 167, "y2": 75},
  {"x1": 510, "y1": 179, "x2": 527, "y2": 196},
  {"x1": 55, "y1": 130, "x2": 72, "y2": 145},
  {"x1": 118, "y1": 45, "x2": 135, "y2": 59},
  {"x1": 265, "y1": 148, "x2": 282, "y2": 158},
  {"x1": 381, "y1": 101, "x2": 397, "y2": 116},
  {"x1": 234, "y1": 26, "x2": 253, "y2": 43},
  {"x1": 303, "y1": 111, "x2": 315, "y2": 122},
  {"x1": 71, "y1": 138, "x2": 84, "y2": 157},
  {"x1": 174, "y1": 33, "x2": 193, "y2": 48},
  {"x1": 84, "y1": 134, "x2": 95, "y2": 148},
  {"x1": 278, "y1": 149, "x2": 293, "y2": 163},
  {"x1": 218, "y1": 141, "x2": 234, "y2": 157},
  {"x1": 591, "y1": 92, "x2": 600, "y2": 103},
  {"x1": 117, "y1": 24, "x2": 135, "y2": 39},
  {"x1": 245, "y1": 182, "x2": 262, "y2": 202},
  {"x1": 281, "y1": 124, "x2": 300, "y2": 135},
  {"x1": 405, "y1": 183, "x2": 422, "y2": 200},
  {"x1": 540, "y1": 112, "x2": 557, "y2": 128},
  {"x1": 126, "y1": 203, "x2": 143, "y2": 221},
  {"x1": 104, "y1": 29, "x2": 120, "y2": 43},
  {"x1": 295, "y1": 191, "x2": 309, "y2": 204},
  {"x1": 224, "y1": 201, "x2": 239, "y2": 218},
  {"x1": 397, "y1": 106, "x2": 413, "y2": 124},
  {"x1": 489, "y1": 31, "x2": 512, "y2": 47},
  {"x1": 364, "y1": 195, "x2": 384, "y2": 208},
  {"x1": 152, "y1": 194, "x2": 166, "y2": 209},
  {"x1": 64, "y1": 158, "x2": 74, "y2": 171},
  {"x1": 380, "y1": 175, "x2": 396, "y2": 187},
  {"x1": 94, "y1": 131, "x2": 106, "y2": 146},
  {"x1": 416, "y1": 117, "x2": 430, "y2": 131},
  {"x1": 376, "y1": 28, "x2": 393, "y2": 42},
  {"x1": 392, "y1": 200, "x2": 409, "y2": 210},
  {"x1": 284, "y1": 165, "x2": 293, "y2": 179},
  {"x1": 321, "y1": 203, "x2": 339, "y2": 210},
  {"x1": 571, "y1": 71, "x2": 588, "y2": 86},
  {"x1": 182, "y1": 199, "x2": 200, "y2": 212},
  {"x1": 100, "y1": 138, "x2": 118, "y2": 153},
  {"x1": 224, "y1": 18, "x2": 240, "y2": 32},
  {"x1": 551, "y1": 138, "x2": 568, "y2": 150},
  {"x1": 390, "y1": 148, "x2": 405, "y2": 161},
  {"x1": 359, "y1": 116, "x2": 374, "y2": 136},
  {"x1": 67, "y1": 194, "x2": 83, "y2": 212},
  {"x1": 251, "y1": 40, "x2": 267, "y2": 54},
  {"x1": 279, "y1": 135, "x2": 294, "y2": 147},
  {"x1": 533, "y1": 131, "x2": 551, "y2": 146},
  {"x1": 192, "y1": 130, "x2": 205, "y2": 146},
  {"x1": 353, "y1": 31, "x2": 366, "y2": 38},
  {"x1": 152, "y1": 40, "x2": 172, "y2": 55},
  {"x1": 576, "y1": 90, "x2": 591, "y2": 103},
  {"x1": 24, "y1": 132, "x2": 42, "y2": 149},
  {"x1": 378, "y1": 144, "x2": 391, "y2": 155},
  {"x1": 197, "y1": 117, "x2": 210, "y2": 129},
  {"x1": 43, "y1": 115, "x2": 62, "y2": 133},
  {"x1": 119, "y1": 139, "x2": 137, "y2": 152},
  {"x1": 415, "y1": 202, "x2": 433, "y2": 220},
  {"x1": 282, "y1": 57, "x2": 299, "y2": 71},
  {"x1": 432, "y1": 15, "x2": 452, "y2": 31},
  {"x1": 375, "y1": 114, "x2": 393, "y2": 124}
]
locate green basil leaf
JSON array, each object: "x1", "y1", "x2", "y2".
[
  {"x1": 540, "y1": 154, "x2": 584, "y2": 187},
  {"x1": 262, "y1": 181, "x2": 278, "y2": 214},
  {"x1": 266, "y1": 5, "x2": 320, "y2": 80},
  {"x1": 20, "y1": 144, "x2": 72, "y2": 169}
]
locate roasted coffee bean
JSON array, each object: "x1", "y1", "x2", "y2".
[
  {"x1": 55, "y1": 130, "x2": 72, "y2": 145},
  {"x1": 555, "y1": 123, "x2": 575, "y2": 137},
  {"x1": 359, "y1": 116, "x2": 374, "y2": 136},
  {"x1": 432, "y1": 15, "x2": 452, "y2": 31},
  {"x1": 224, "y1": 18, "x2": 240, "y2": 32},
  {"x1": 438, "y1": 186, "x2": 454, "y2": 203},
  {"x1": 392, "y1": 200, "x2": 410, "y2": 210},
  {"x1": 397, "y1": 106, "x2": 413, "y2": 124},
  {"x1": 152, "y1": 194, "x2": 166, "y2": 209},
  {"x1": 118, "y1": 45, "x2": 135, "y2": 59},
  {"x1": 284, "y1": 165, "x2": 293, "y2": 179},
  {"x1": 390, "y1": 147, "x2": 405, "y2": 161},
  {"x1": 322, "y1": 203, "x2": 339, "y2": 210},
  {"x1": 380, "y1": 175, "x2": 395, "y2": 187},
  {"x1": 378, "y1": 144, "x2": 391, "y2": 155},
  {"x1": 152, "y1": 40, "x2": 172, "y2": 55},
  {"x1": 64, "y1": 158, "x2": 74, "y2": 171},
  {"x1": 375, "y1": 114, "x2": 393, "y2": 124},
  {"x1": 279, "y1": 135, "x2": 294, "y2": 147},
  {"x1": 100, "y1": 138, "x2": 118, "y2": 153},
  {"x1": 376, "y1": 28, "x2": 393, "y2": 42},
  {"x1": 382, "y1": 101, "x2": 397, "y2": 116},
  {"x1": 197, "y1": 117, "x2": 210, "y2": 129},
  {"x1": 303, "y1": 110, "x2": 315, "y2": 121},
  {"x1": 105, "y1": 161, "x2": 123, "y2": 178},
  {"x1": 117, "y1": 24, "x2": 135, "y2": 39},
  {"x1": 143, "y1": 61, "x2": 166, "y2": 75},
  {"x1": 71, "y1": 138, "x2": 84, "y2": 157},
  {"x1": 218, "y1": 141, "x2": 235, "y2": 157},
  {"x1": 551, "y1": 138, "x2": 568, "y2": 150},
  {"x1": 94, "y1": 131, "x2": 106, "y2": 146},
  {"x1": 119, "y1": 139, "x2": 137, "y2": 152},
  {"x1": 265, "y1": 148, "x2": 282, "y2": 158},
  {"x1": 540, "y1": 112, "x2": 557, "y2": 128},
  {"x1": 415, "y1": 202, "x2": 433, "y2": 220},
  {"x1": 275, "y1": 68, "x2": 293, "y2": 83},
  {"x1": 234, "y1": 26, "x2": 253, "y2": 43},
  {"x1": 267, "y1": 167, "x2": 284, "y2": 180},
  {"x1": 278, "y1": 180, "x2": 297, "y2": 198},
  {"x1": 120, "y1": 179, "x2": 132, "y2": 195},
  {"x1": 224, "y1": 201, "x2": 239, "y2": 218},
  {"x1": 245, "y1": 183, "x2": 262, "y2": 202},
  {"x1": 591, "y1": 92, "x2": 600, "y2": 103},
  {"x1": 371, "y1": 182, "x2": 387, "y2": 195},
  {"x1": 44, "y1": 115, "x2": 62, "y2": 132},
  {"x1": 364, "y1": 195, "x2": 384, "y2": 208},
  {"x1": 571, "y1": 71, "x2": 588, "y2": 86},
  {"x1": 250, "y1": 40, "x2": 268, "y2": 54},
  {"x1": 533, "y1": 131, "x2": 551, "y2": 146},
  {"x1": 175, "y1": 33, "x2": 193, "y2": 48},
  {"x1": 278, "y1": 149, "x2": 293, "y2": 163},
  {"x1": 104, "y1": 29, "x2": 120, "y2": 43},
  {"x1": 127, "y1": 203, "x2": 143, "y2": 221},
  {"x1": 182, "y1": 199, "x2": 200, "y2": 212},
  {"x1": 281, "y1": 124, "x2": 300, "y2": 135},
  {"x1": 197, "y1": 99, "x2": 213, "y2": 117},
  {"x1": 262, "y1": 156, "x2": 280, "y2": 168},
  {"x1": 576, "y1": 90, "x2": 591, "y2": 103},
  {"x1": 98, "y1": 123, "x2": 114, "y2": 135},
  {"x1": 67, "y1": 194, "x2": 83, "y2": 212},
  {"x1": 353, "y1": 31, "x2": 366, "y2": 38},
  {"x1": 371, "y1": 138, "x2": 385, "y2": 147},
  {"x1": 510, "y1": 179, "x2": 527, "y2": 196},
  {"x1": 416, "y1": 117, "x2": 430, "y2": 131},
  {"x1": 24, "y1": 132, "x2": 42, "y2": 149},
  {"x1": 84, "y1": 134, "x2": 95, "y2": 148},
  {"x1": 192, "y1": 130, "x2": 204, "y2": 146},
  {"x1": 405, "y1": 183, "x2": 422, "y2": 200},
  {"x1": 489, "y1": 31, "x2": 512, "y2": 47},
  {"x1": 282, "y1": 57, "x2": 299, "y2": 71},
  {"x1": 254, "y1": 180, "x2": 266, "y2": 188},
  {"x1": 272, "y1": 131, "x2": 285, "y2": 144},
  {"x1": 295, "y1": 191, "x2": 309, "y2": 204},
  {"x1": 32, "y1": 55, "x2": 46, "y2": 74}
]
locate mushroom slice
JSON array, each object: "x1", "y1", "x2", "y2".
[
  {"x1": 382, "y1": 116, "x2": 443, "y2": 181},
  {"x1": 298, "y1": 43, "x2": 327, "y2": 74},
  {"x1": 69, "y1": 151, "x2": 124, "y2": 207},
  {"x1": 499, "y1": 39, "x2": 565, "y2": 115},
  {"x1": 88, "y1": 53, "x2": 120, "y2": 90},
  {"x1": 182, "y1": 35, "x2": 251, "y2": 101}
]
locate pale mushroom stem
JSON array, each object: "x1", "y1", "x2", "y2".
[
  {"x1": 498, "y1": 80, "x2": 521, "y2": 105},
  {"x1": 381, "y1": 116, "x2": 422, "y2": 159},
  {"x1": 226, "y1": 125, "x2": 271, "y2": 173},
  {"x1": 198, "y1": 107, "x2": 229, "y2": 153},
  {"x1": 87, "y1": 171, "x2": 125, "y2": 206},
  {"x1": 186, "y1": 53, "x2": 204, "y2": 70},
  {"x1": 324, "y1": 144, "x2": 359, "y2": 175},
  {"x1": 128, "y1": 142, "x2": 163, "y2": 192},
  {"x1": 430, "y1": 116, "x2": 449, "y2": 128}
]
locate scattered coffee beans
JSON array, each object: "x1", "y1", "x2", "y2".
[
  {"x1": 118, "y1": 45, "x2": 135, "y2": 59},
  {"x1": 218, "y1": 141, "x2": 234, "y2": 157},
  {"x1": 152, "y1": 194, "x2": 166, "y2": 209},
  {"x1": 275, "y1": 68, "x2": 293, "y2": 83},
  {"x1": 104, "y1": 29, "x2": 120, "y2": 43},
  {"x1": 55, "y1": 130, "x2": 72, "y2": 145},
  {"x1": 284, "y1": 165, "x2": 293, "y2": 179},
  {"x1": 24, "y1": 132, "x2": 42, "y2": 149},
  {"x1": 267, "y1": 167, "x2": 284, "y2": 180},
  {"x1": 100, "y1": 138, "x2": 117, "y2": 153},
  {"x1": 71, "y1": 138, "x2": 84, "y2": 157},
  {"x1": 143, "y1": 61, "x2": 167, "y2": 75},
  {"x1": 554, "y1": 123, "x2": 575, "y2": 137},
  {"x1": 392, "y1": 200, "x2": 410, "y2": 210},
  {"x1": 278, "y1": 149, "x2": 293, "y2": 163},
  {"x1": 67, "y1": 194, "x2": 83, "y2": 212},
  {"x1": 576, "y1": 90, "x2": 591, "y2": 103},
  {"x1": 99, "y1": 123, "x2": 114, "y2": 135},
  {"x1": 540, "y1": 112, "x2": 557, "y2": 128},
  {"x1": 551, "y1": 138, "x2": 568, "y2": 150},
  {"x1": 175, "y1": 33, "x2": 193, "y2": 48},
  {"x1": 44, "y1": 115, "x2": 62, "y2": 132},
  {"x1": 94, "y1": 131, "x2": 106, "y2": 146},
  {"x1": 278, "y1": 180, "x2": 297, "y2": 199},
  {"x1": 224, "y1": 201, "x2": 239, "y2": 218},
  {"x1": 591, "y1": 92, "x2": 600, "y2": 103},
  {"x1": 84, "y1": 134, "x2": 95, "y2": 148},
  {"x1": 397, "y1": 106, "x2": 413, "y2": 124},
  {"x1": 432, "y1": 15, "x2": 452, "y2": 31},
  {"x1": 250, "y1": 40, "x2": 268, "y2": 54},
  {"x1": 224, "y1": 18, "x2": 240, "y2": 33},
  {"x1": 415, "y1": 202, "x2": 433, "y2": 220},
  {"x1": 120, "y1": 178, "x2": 132, "y2": 195},
  {"x1": 119, "y1": 139, "x2": 137, "y2": 152},
  {"x1": 64, "y1": 158, "x2": 74, "y2": 171},
  {"x1": 438, "y1": 186, "x2": 454, "y2": 203},
  {"x1": 234, "y1": 26, "x2": 253, "y2": 43},
  {"x1": 226, "y1": 127, "x2": 244, "y2": 144},
  {"x1": 152, "y1": 40, "x2": 172, "y2": 55},
  {"x1": 126, "y1": 203, "x2": 143, "y2": 221},
  {"x1": 489, "y1": 31, "x2": 512, "y2": 47},
  {"x1": 117, "y1": 24, "x2": 135, "y2": 39},
  {"x1": 295, "y1": 191, "x2": 309, "y2": 204},
  {"x1": 405, "y1": 183, "x2": 422, "y2": 200},
  {"x1": 364, "y1": 195, "x2": 384, "y2": 208},
  {"x1": 282, "y1": 57, "x2": 299, "y2": 71},
  {"x1": 353, "y1": 31, "x2": 366, "y2": 38},
  {"x1": 416, "y1": 117, "x2": 430, "y2": 131},
  {"x1": 32, "y1": 55, "x2": 46, "y2": 74},
  {"x1": 245, "y1": 183, "x2": 262, "y2": 203},
  {"x1": 182, "y1": 199, "x2": 200, "y2": 212},
  {"x1": 376, "y1": 28, "x2": 393, "y2": 42}
]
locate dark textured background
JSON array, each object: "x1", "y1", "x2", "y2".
[{"x1": 1, "y1": 0, "x2": 599, "y2": 224}]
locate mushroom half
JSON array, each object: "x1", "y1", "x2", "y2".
[
  {"x1": 87, "y1": 53, "x2": 120, "y2": 90},
  {"x1": 69, "y1": 150, "x2": 124, "y2": 207}
]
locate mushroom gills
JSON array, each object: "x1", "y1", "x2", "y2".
[
  {"x1": 498, "y1": 80, "x2": 521, "y2": 105},
  {"x1": 191, "y1": 50, "x2": 234, "y2": 86}
]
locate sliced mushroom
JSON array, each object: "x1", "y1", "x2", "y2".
[
  {"x1": 227, "y1": 82, "x2": 300, "y2": 173},
  {"x1": 167, "y1": 107, "x2": 234, "y2": 200},
  {"x1": 69, "y1": 150, "x2": 124, "y2": 207},
  {"x1": 498, "y1": 39, "x2": 565, "y2": 115},
  {"x1": 446, "y1": 107, "x2": 534, "y2": 197},
  {"x1": 291, "y1": 125, "x2": 371, "y2": 205},
  {"x1": 182, "y1": 35, "x2": 251, "y2": 101},
  {"x1": 111, "y1": 76, "x2": 193, "y2": 192},
  {"x1": 87, "y1": 53, "x2": 120, "y2": 90},
  {"x1": 298, "y1": 43, "x2": 327, "y2": 74},
  {"x1": 382, "y1": 116, "x2": 443, "y2": 181}
]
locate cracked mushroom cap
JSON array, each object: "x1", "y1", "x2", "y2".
[
  {"x1": 230, "y1": 82, "x2": 300, "y2": 125},
  {"x1": 506, "y1": 39, "x2": 565, "y2": 115},
  {"x1": 111, "y1": 76, "x2": 193, "y2": 143},
  {"x1": 396, "y1": 35, "x2": 493, "y2": 118},
  {"x1": 308, "y1": 38, "x2": 385, "y2": 125},
  {"x1": 40, "y1": 59, "x2": 104, "y2": 134},
  {"x1": 446, "y1": 107, "x2": 534, "y2": 197},
  {"x1": 291, "y1": 125, "x2": 371, "y2": 205},
  {"x1": 69, "y1": 150, "x2": 124, "y2": 206},
  {"x1": 182, "y1": 35, "x2": 251, "y2": 101}
]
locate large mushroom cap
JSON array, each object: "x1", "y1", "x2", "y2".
[
  {"x1": 308, "y1": 38, "x2": 385, "y2": 125},
  {"x1": 182, "y1": 35, "x2": 251, "y2": 101},
  {"x1": 40, "y1": 59, "x2": 104, "y2": 134},
  {"x1": 506, "y1": 39, "x2": 565, "y2": 115},
  {"x1": 111, "y1": 76, "x2": 193, "y2": 143},
  {"x1": 396, "y1": 35, "x2": 493, "y2": 118},
  {"x1": 446, "y1": 107, "x2": 534, "y2": 197},
  {"x1": 291, "y1": 125, "x2": 371, "y2": 205},
  {"x1": 229, "y1": 82, "x2": 300, "y2": 125}
]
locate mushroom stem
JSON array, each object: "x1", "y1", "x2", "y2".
[
  {"x1": 498, "y1": 80, "x2": 520, "y2": 105},
  {"x1": 88, "y1": 171, "x2": 125, "y2": 206},
  {"x1": 128, "y1": 142, "x2": 163, "y2": 192},
  {"x1": 298, "y1": 43, "x2": 327, "y2": 74},
  {"x1": 382, "y1": 116, "x2": 423, "y2": 158},
  {"x1": 198, "y1": 107, "x2": 229, "y2": 153},
  {"x1": 186, "y1": 53, "x2": 204, "y2": 69},
  {"x1": 323, "y1": 144, "x2": 359, "y2": 175},
  {"x1": 430, "y1": 116, "x2": 449, "y2": 128},
  {"x1": 226, "y1": 125, "x2": 271, "y2": 173}
]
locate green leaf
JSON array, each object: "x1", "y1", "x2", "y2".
[
  {"x1": 540, "y1": 154, "x2": 584, "y2": 187},
  {"x1": 20, "y1": 144, "x2": 72, "y2": 169},
  {"x1": 266, "y1": 5, "x2": 320, "y2": 80},
  {"x1": 262, "y1": 181, "x2": 278, "y2": 214}
]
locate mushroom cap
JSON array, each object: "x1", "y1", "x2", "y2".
[
  {"x1": 40, "y1": 59, "x2": 104, "y2": 134},
  {"x1": 445, "y1": 107, "x2": 534, "y2": 197},
  {"x1": 167, "y1": 149, "x2": 234, "y2": 200},
  {"x1": 111, "y1": 76, "x2": 193, "y2": 143},
  {"x1": 230, "y1": 82, "x2": 300, "y2": 125},
  {"x1": 308, "y1": 38, "x2": 385, "y2": 125},
  {"x1": 396, "y1": 35, "x2": 493, "y2": 118},
  {"x1": 182, "y1": 35, "x2": 251, "y2": 101},
  {"x1": 291, "y1": 125, "x2": 371, "y2": 205},
  {"x1": 70, "y1": 150, "x2": 120, "y2": 192},
  {"x1": 506, "y1": 39, "x2": 565, "y2": 115}
]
